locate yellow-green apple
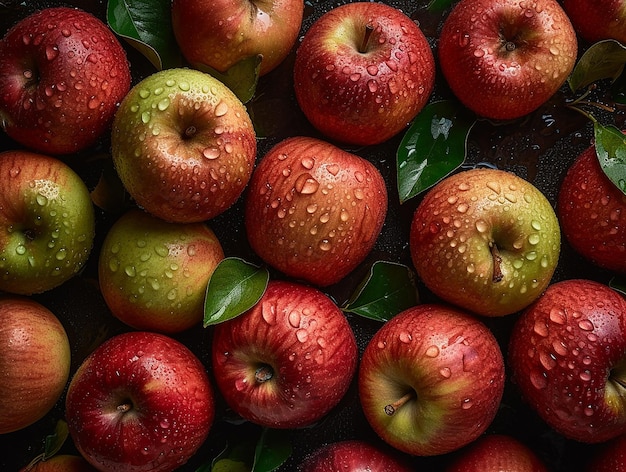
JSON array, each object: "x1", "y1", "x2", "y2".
[
  {"x1": 438, "y1": 0, "x2": 577, "y2": 120},
  {"x1": 410, "y1": 167, "x2": 561, "y2": 317},
  {"x1": 244, "y1": 136, "x2": 387, "y2": 286},
  {"x1": 0, "y1": 150, "x2": 96, "y2": 295},
  {"x1": 508, "y1": 279, "x2": 626, "y2": 443},
  {"x1": 562, "y1": 0, "x2": 626, "y2": 44},
  {"x1": 65, "y1": 331, "x2": 214, "y2": 472},
  {"x1": 171, "y1": 0, "x2": 304, "y2": 76},
  {"x1": 293, "y1": 2, "x2": 435, "y2": 145},
  {"x1": 585, "y1": 433, "x2": 626, "y2": 471},
  {"x1": 0, "y1": 296, "x2": 70, "y2": 434},
  {"x1": 211, "y1": 280, "x2": 358, "y2": 428},
  {"x1": 19, "y1": 455, "x2": 98, "y2": 472},
  {"x1": 111, "y1": 67, "x2": 257, "y2": 223},
  {"x1": 98, "y1": 208, "x2": 225, "y2": 333},
  {"x1": 358, "y1": 303, "x2": 506, "y2": 456},
  {"x1": 297, "y1": 439, "x2": 413, "y2": 471},
  {"x1": 0, "y1": 7, "x2": 131, "y2": 155},
  {"x1": 558, "y1": 142, "x2": 626, "y2": 273},
  {"x1": 444, "y1": 434, "x2": 549, "y2": 471}
]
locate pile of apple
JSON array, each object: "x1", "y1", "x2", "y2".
[{"x1": 1, "y1": 0, "x2": 625, "y2": 471}]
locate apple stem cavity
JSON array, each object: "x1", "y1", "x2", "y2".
[
  {"x1": 490, "y1": 243, "x2": 504, "y2": 283},
  {"x1": 359, "y1": 24, "x2": 374, "y2": 54},
  {"x1": 384, "y1": 389, "x2": 416, "y2": 416},
  {"x1": 255, "y1": 365, "x2": 274, "y2": 383},
  {"x1": 504, "y1": 41, "x2": 516, "y2": 52},
  {"x1": 183, "y1": 125, "x2": 197, "y2": 139},
  {"x1": 117, "y1": 401, "x2": 133, "y2": 413}
]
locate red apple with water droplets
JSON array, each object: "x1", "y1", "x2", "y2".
[
  {"x1": 563, "y1": 0, "x2": 626, "y2": 44},
  {"x1": 19, "y1": 455, "x2": 99, "y2": 472},
  {"x1": 586, "y1": 433, "x2": 626, "y2": 471},
  {"x1": 438, "y1": 0, "x2": 577, "y2": 120},
  {"x1": 358, "y1": 303, "x2": 506, "y2": 456},
  {"x1": 211, "y1": 280, "x2": 358, "y2": 429},
  {"x1": 293, "y1": 1, "x2": 435, "y2": 145},
  {"x1": 508, "y1": 279, "x2": 626, "y2": 443},
  {"x1": 244, "y1": 136, "x2": 387, "y2": 287},
  {"x1": 0, "y1": 7, "x2": 131, "y2": 155}
]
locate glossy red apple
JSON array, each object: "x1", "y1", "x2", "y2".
[
  {"x1": 65, "y1": 331, "x2": 214, "y2": 472},
  {"x1": 0, "y1": 7, "x2": 131, "y2": 155},
  {"x1": 586, "y1": 433, "x2": 626, "y2": 471},
  {"x1": 358, "y1": 303, "x2": 506, "y2": 456},
  {"x1": 0, "y1": 296, "x2": 70, "y2": 434},
  {"x1": 19, "y1": 454, "x2": 98, "y2": 472},
  {"x1": 293, "y1": 2, "x2": 435, "y2": 145},
  {"x1": 438, "y1": 0, "x2": 577, "y2": 120},
  {"x1": 563, "y1": 0, "x2": 626, "y2": 44},
  {"x1": 244, "y1": 136, "x2": 388, "y2": 287},
  {"x1": 508, "y1": 279, "x2": 626, "y2": 443},
  {"x1": 211, "y1": 280, "x2": 358, "y2": 429},
  {"x1": 558, "y1": 141, "x2": 626, "y2": 273}
]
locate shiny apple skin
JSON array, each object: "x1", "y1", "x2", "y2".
[
  {"x1": 563, "y1": 0, "x2": 626, "y2": 44},
  {"x1": 586, "y1": 433, "x2": 626, "y2": 471}
]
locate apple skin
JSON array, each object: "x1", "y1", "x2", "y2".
[
  {"x1": 438, "y1": 0, "x2": 577, "y2": 120},
  {"x1": 65, "y1": 331, "x2": 214, "y2": 472},
  {"x1": 409, "y1": 167, "x2": 561, "y2": 317},
  {"x1": 586, "y1": 433, "x2": 626, "y2": 471},
  {"x1": 297, "y1": 439, "x2": 413, "y2": 472},
  {"x1": 171, "y1": 0, "x2": 304, "y2": 76},
  {"x1": 563, "y1": 0, "x2": 626, "y2": 44},
  {"x1": 211, "y1": 280, "x2": 358, "y2": 429},
  {"x1": 358, "y1": 303, "x2": 506, "y2": 456},
  {"x1": 0, "y1": 150, "x2": 96, "y2": 295},
  {"x1": 558, "y1": 142, "x2": 626, "y2": 273},
  {"x1": 19, "y1": 454, "x2": 99, "y2": 472},
  {"x1": 244, "y1": 136, "x2": 388, "y2": 286},
  {"x1": 444, "y1": 434, "x2": 549, "y2": 472},
  {"x1": 0, "y1": 7, "x2": 131, "y2": 155},
  {"x1": 0, "y1": 296, "x2": 71, "y2": 435},
  {"x1": 98, "y1": 209, "x2": 225, "y2": 333},
  {"x1": 508, "y1": 279, "x2": 626, "y2": 444},
  {"x1": 293, "y1": 2, "x2": 435, "y2": 146},
  {"x1": 111, "y1": 67, "x2": 257, "y2": 223}
]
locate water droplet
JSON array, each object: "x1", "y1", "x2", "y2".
[
  {"x1": 425, "y1": 345, "x2": 440, "y2": 358},
  {"x1": 294, "y1": 173, "x2": 319, "y2": 194}
]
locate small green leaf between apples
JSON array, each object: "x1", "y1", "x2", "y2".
[
  {"x1": 195, "y1": 55, "x2": 262, "y2": 104},
  {"x1": 397, "y1": 100, "x2": 475, "y2": 203},
  {"x1": 427, "y1": 0, "x2": 454, "y2": 11},
  {"x1": 43, "y1": 420, "x2": 69, "y2": 459},
  {"x1": 106, "y1": 0, "x2": 181, "y2": 70},
  {"x1": 252, "y1": 429, "x2": 293, "y2": 472},
  {"x1": 593, "y1": 122, "x2": 626, "y2": 195},
  {"x1": 203, "y1": 257, "x2": 269, "y2": 327},
  {"x1": 343, "y1": 261, "x2": 419, "y2": 322},
  {"x1": 610, "y1": 276, "x2": 626, "y2": 296},
  {"x1": 568, "y1": 39, "x2": 626, "y2": 92}
]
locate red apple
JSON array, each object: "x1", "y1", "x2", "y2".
[
  {"x1": 293, "y1": 2, "x2": 435, "y2": 145},
  {"x1": 508, "y1": 279, "x2": 626, "y2": 443},
  {"x1": 244, "y1": 136, "x2": 388, "y2": 286},
  {"x1": 410, "y1": 167, "x2": 561, "y2": 317},
  {"x1": 211, "y1": 280, "x2": 358, "y2": 429},
  {"x1": 0, "y1": 7, "x2": 131, "y2": 155},
  {"x1": 171, "y1": 0, "x2": 304, "y2": 76},
  {"x1": 0, "y1": 296, "x2": 71, "y2": 434},
  {"x1": 358, "y1": 303, "x2": 506, "y2": 456},
  {"x1": 444, "y1": 434, "x2": 549, "y2": 471},
  {"x1": 586, "y1": 433, "x2": 626, "y2": 471},
  {"x1": 19, "y1": 454, "x2": 98, "y2": 472},
  {"x1": 558, "y1": 141, "x2": 626, "y2": 273},
  {"x1": 65, "y1": 331, "x2": 214, "y2": 472},
  {"x1": 0, "y1": 150, "x2": 96, "y2": 295},
  {"x1": 562, "y1": 0, "x2": 626, "y2": 44},
  {"x1": 98, "y1": 208, "x2": 225, "y2": 333},
  {"x1": 438, "y1": 0, "x2": 577, "y2": 120},
  {"x1": 297, "y1": 439, "x2": 413, "y2": 472}
]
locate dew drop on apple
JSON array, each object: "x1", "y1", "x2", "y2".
[
  {"x1": 439, "y1": 367, "x2": 452, "y2": 379},
  {"x1": 529, "y1": 369, "x2": 548, "y2": 389},
  {"x1": 15, "y1": 244, "x2": 26, "y2": 256},
  {"x1": 461, "y1": 398, "x2": 473, "y2": 410},
  {"x1": 425, "y1": 345, "x2": 440, "y2": 358},
  {"x1": 533, "y1": 319, "x2": 549, "y2": 337}
]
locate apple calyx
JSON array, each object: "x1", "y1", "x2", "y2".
[
  {"x1": 359, "y1": 24, "x2": 375, "y2": 54},
  {"x1": 255, "y1": 365, "x2": 274, "y2": 383},
  {"x1": 384, "y1": 390, "x2": 416, "y2": 416}
]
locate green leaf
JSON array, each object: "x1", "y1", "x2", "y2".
[
  {"x1": 593, "y1": 122, "x2": 626, "y2": 195},
  {"x1": 211, "y1": 459, "x2": 250, "y2": 472},
  {"x1": 568, "y1": 40, "x2": 626, "y2": 92},
  {"x1": 343, "y1": 261, "x2": 419, "y2": 322},
  {"x1": 252, "y1": 429, "x2": 292, "y2": 472},
  {"x1": 203, "y1": 257, "x2": 269, "y2": 327},
  {"x1": 427, "y1": 0, "x2": 454, "y2": 11},
  {"x1": 195, "y1": 55, "x2": 262, "y2": 104},
  {"x1": 43, "y1": 420, "x2": 69, "y2": 459},
  {"x1": 107, "y1": 0, "x2": 181, "y2": 70},
  {"x1": 610, "y1": 276, "x2": 626, "y2": 296},
  {"x1": 397, "y1": 100, "x2": 475, "y2": 203}
]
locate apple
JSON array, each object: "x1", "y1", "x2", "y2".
[
  {"x1": 562, "y1": 0, "x2": 626, "y2": 44},
  {"x1": 409, "y1": 167, "x2": 561, "y2": 317},
  {"x1": 110, "y1": 67, "x2": 257, "y2": 223},
  {"x1": 508, "y1": 279, "x2": 626, "y2": 444},
  {"x1": 293, "y1": 2, "x2": 435, "y2": 146},
  {"x1": 0, "y1": 150, "x2": 96, "y2": 295},
  {"x1": 0, "y1": 296, "x2": 70, "y2": 435},
  {"x1": 65, "y1": 331, "x2": 214, "y2": 472},
  {"x1": 0, "y1": 7, "x2": 131, "y2": 155},
  {"x1": 558, "y1": 141, "x2": 626, "y2": 273},
  {"x1": 171, "y1": 0, "x2": 304, "y2": 76},
  {"x1": 297, "y1": 439, "x2": 413, "y2": 471},
  {"x1": 19, "y1": 455, "x2": 99, "y2": 472},
  {"x1": 244, "y1": 136, "x2": 388, "y2": 287},
  {"x1": 98, "y1": 208, "x2": 225, "y2": 333},
  {"x1": 358, "y1": 303, "x2": 506, "y2": 456},
  {"x1": 444, "y1": 434, "x2": 549, "y2": 471},
  {"x1": 438, "y1": 0, "x2": 577, "y2": 120},
  {"x1": 211, "y1": 279, "x2": 358, "y2": 429},
  {"x1": 585, "y1": 433, "x2": 626, "y2": 471}
]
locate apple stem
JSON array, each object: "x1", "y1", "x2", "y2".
[
  {"x1": 490, "y1": 243, "x2": 504, "y2": 283},
  {"x1": 184, "y1": 125, "x2": 197, "y2": 139},
  {"x1": 359, "y1": 24, "x2": 374, "y2": 54},
  {"x1": 255, "y1": 365, "x2": 273, "y2": 383},
  {"x1": 504, "y1": 41, "x2": 516, "y2": 52},
  {"x1": 117, "y1": 402, "x2": 132, "y2": 413},
  {"x1": 384, "y1": 390, "x2": 416, "y2": 416}
]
